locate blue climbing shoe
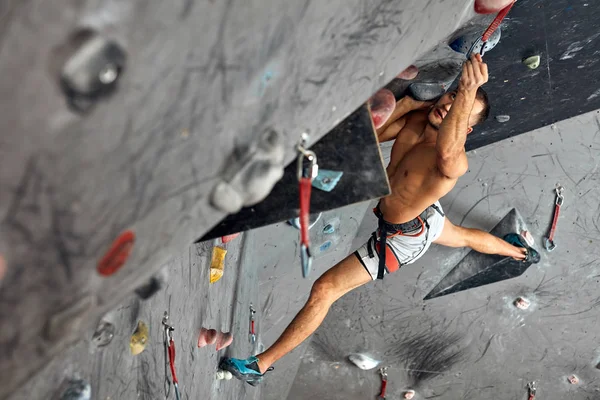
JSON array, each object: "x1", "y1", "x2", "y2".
[
  {"x1": 219, "y1": 356, "x2": 273, "y2": 386},
  {"x1": 504, "y1": 233, "x2": 541, "y2": 264}
]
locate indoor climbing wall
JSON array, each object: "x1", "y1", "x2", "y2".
[
  {"x1": 7, "y1": 204, "x2": 371, "y2": 400},
  {"x1": 285, "y1": 109, "x2": 600, "y2": 400},
  {"x1": 0, "y1": 0, "x2": 478, "y2": 397}
]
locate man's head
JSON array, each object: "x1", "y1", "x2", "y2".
[{"x1": 427, "y1": 87, "x2": 490, "y2": 133}]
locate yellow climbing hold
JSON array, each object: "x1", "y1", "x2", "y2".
[
  {"x1": 210, "y1": 247, "x2": 227, "y2": 284},
  {"x1": 523, "y1": 55, "x2": 540, "y2": 70},
  {"x1": 130, "y1": 320, "x2": 149, "y2": 355}
]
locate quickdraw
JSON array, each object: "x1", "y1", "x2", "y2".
[
  {"x1": 377, "y1": 367, "x2": 388, "y2": 400},
  {"x1": 544, "y1": 184, "x2": 564, "y2": 251},
  {"x1": 527, "y1": 381, "x2": 536, "y2": 400},
  {"x1": 297, "y1": 135, "x2": 318, "y2": 278},
  {"x1": 162, "y1": 312, "x2": 181, "y2": 400},
  {"x1": 466, "y1": 1, "x2": 516, "y2": 58}
]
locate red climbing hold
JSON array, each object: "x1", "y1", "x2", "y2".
[
  {"x1": 397, "y1": 65, "x2": 419, "y2": 80},
  {"x1": 369, "y1": 89, "x2": 396, "y2": 130},
  {"x1": 221, "y1": 233, "x2": 240, "y2": 244},
  {"x1": 215, "y1": 331, "x2": 233, "y2": 351},
  {"x1": 97, "y1": 230, "x2": 136, "y2": 276},
  {"x1": 475, "y1": 0, "x2": 514, "y2": 14}
]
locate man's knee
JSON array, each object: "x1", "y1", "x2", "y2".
[{"x1": 309, "y1": 277, "x2": 337, "y2": 305}]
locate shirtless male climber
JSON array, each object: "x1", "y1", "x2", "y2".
[{"x1": 220, "y1": 54, "x2": 537, "y2": 385}]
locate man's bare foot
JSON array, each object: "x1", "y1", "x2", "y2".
[
  {"x1": 256, "y1": 357, "x2": 270, "y2": 374},
  {"x1": 397, "y1": 65, "x2": 419, "y2": 80},
  {"x1": 369, "y1": 89, "x2": 396, "y2": 129}
]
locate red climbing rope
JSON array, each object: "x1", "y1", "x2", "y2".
[
  {"x1": 482, "y1": 1, "x2": 516, "y2": 42},
  {"x1": 299, "y1": 177, "x2": 312, "y2": 246},
  {"x1": 296, "y1": 136, "x2": 318, "y2": 278},
  {"x1": 168, "y1": 337, "x2": 178, "y2": 384}
]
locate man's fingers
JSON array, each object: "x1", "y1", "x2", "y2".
[
  {"x1": 461, "y1": 60, "x2": 469, "y2": 75},
  {"x1": 480, "y1": 62, "x2": 489, "y2": 81},
  {"x1": 465, "y1": 60, "x2": 475, "y2": 81}
]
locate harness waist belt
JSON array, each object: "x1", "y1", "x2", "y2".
[{"x1": 373, "y1": 207, "x2": 429, "y2": 234}]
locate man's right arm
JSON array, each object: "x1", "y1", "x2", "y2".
[
  {"x1": 436, "y1": 54, "x2": 488, "y2": 178},
  {"x1": 376, "y1": 96, "x2": 431, "y2": 142}
]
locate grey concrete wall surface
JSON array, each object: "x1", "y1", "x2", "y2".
[{"x1": 287, "y1": 109, "x2": 600, "y2": 399}]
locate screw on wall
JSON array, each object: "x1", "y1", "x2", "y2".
[{"x1": 59, "y1": 30, "x2": 126, "y2": 112}]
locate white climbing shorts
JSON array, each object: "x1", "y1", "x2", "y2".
[{"x1": 354, "y1": 202, "x2": 446, "y2": 280}]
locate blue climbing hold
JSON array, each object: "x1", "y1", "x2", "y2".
[
  {"x1": 449, "y1": 27, "x2": 502, "y2": 58},
  {"x1": 312, "y1": 169, "x2": 343, "y2": 192}
]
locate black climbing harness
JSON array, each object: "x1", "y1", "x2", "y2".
[{"x1": 373, "y1": 204, "x2": 444, "y2": 280}]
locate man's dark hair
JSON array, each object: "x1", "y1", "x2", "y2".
[{"x1": 475, "y1": 87, "x2": 490, "y2": 125}]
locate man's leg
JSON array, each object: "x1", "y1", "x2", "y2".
[
  {"x1": 256, "y1": 254, "x2": 372, "y2": 372},
  {"x1": 221, "y1": 253, "x2": 372, "y2": 384}
]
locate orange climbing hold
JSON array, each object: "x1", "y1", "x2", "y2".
[{"x1": 97, "y1": 230, "x2": 135, "y2": 276}]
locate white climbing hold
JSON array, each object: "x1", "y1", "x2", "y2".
[
  {"x1": 495, "y1": 115, "x2": 510, "y2": 123},
  {"x1": 521, "y1": 231, "x2": 535, "y2": 247},
  {"x1": 404, "y1": 390, "x2": 416, "y2": 399},
  {"x1": 568, "y1": 375, "x2": 579, "y2": 384},
  {"x1": 348, "y1": 353, "x2": 380, "y2": 370},
  {"x1": 216, "y1": 370, "x2": 233, "y2": 380}
]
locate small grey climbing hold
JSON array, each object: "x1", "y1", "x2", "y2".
[
  {"x1": 495, "y1": 115, "x2": 510, "y2": 123},
  {"x1": 60, "y1": 379, "x2": 91, "y2": 400},
  {"x1": 523, "y1": 55, "x2": 541, "y2": 70},
  {"x1": 92, "y1": 321, "x2": 115, "y2": 347},
  {"x1": 348, "y1": 353, "x2": 380, "y2": 370},
  {"x1": 289, "y1": 212, "x2": 322, "y2": 230},
  {"x1": 211, "y1": 129, "x2": 285, "y2": 213}
]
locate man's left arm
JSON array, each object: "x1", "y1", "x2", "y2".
[{"x1": 434, "y1": 218, "x2": 527, "y2": 259}]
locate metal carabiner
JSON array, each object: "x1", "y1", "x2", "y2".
[
  {"x1": 297, "y1": 146, "x2": 318, "y2": 181},
  {"x1": 555, "y1": 184, "x2": 564, "y2": 206},
  {"x1": 379, "y1": 367, "x2": 388, "y2": 380},
  {"x1": 527, "y1": 381, "x2": 536, "y2": 395}
]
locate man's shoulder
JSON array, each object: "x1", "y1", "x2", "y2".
[{"x1": 402, "y1": 110, "x2": 429, "y2": 134}]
